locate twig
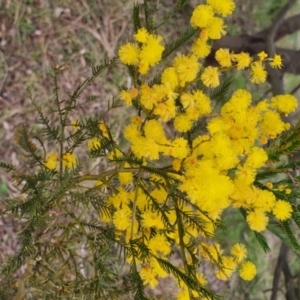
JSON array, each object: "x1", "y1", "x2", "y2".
[{"x1": 266, "y1": 0, "x2": 296, "y2": 96}]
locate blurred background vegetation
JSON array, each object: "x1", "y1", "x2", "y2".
[{"x1": 1, "y1": 0, "x2": 300, "y2": 299}]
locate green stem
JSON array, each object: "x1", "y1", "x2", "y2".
[{"x1": 175, "y1": 199, "x2": 193, "y2": 299}]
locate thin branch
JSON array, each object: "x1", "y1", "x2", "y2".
[{"x1": 266, "y1": 0, "x2": 296, "y2": 96}]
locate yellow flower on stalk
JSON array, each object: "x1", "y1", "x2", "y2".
[
  {"x1": 118, "y1": 172, "x2": 133, "y2": 185},
  {"x1": 119, "y1": 88, "x2": 139, "y2": 106},
  {"x1": 161, "y1": 67, "x2": 179, "y2": 90},
  {"x1": 207, "y1": 0, "x2": 235, "y2": 17},
  {"x1": 250, "y1": 61, "x2": 267, "y2": 84},
  {"x1": 233, "y1": 52, "x2": 252, "y2": 69},
  {"x1": 142, "y1": 210, "x2": 164, "y2": 229},
  {"x1": 134, "y1": 27, "x2": 149, "y2": 43},
  {"x1": 139, "y1": 266, "x2": 159, "y2": 289},
  {"x1": 147, "y1": 234, "x2": 171, "y2": 256},
  {"x1": 144, "y1": 119, "x2": 168, "y2": 143},
  {"x1": 191, "y1": 37, "x2": 211, "y2": 58},
  {"x1": 271, "y1": 94, "x2": 298, "y2": 115},
  {"x1": 231, "y1": 243, "x2": 247, "y2": 263},
  {"x1": 87, "y1": 137, "x2": 100, "y2": 150},
  {"x1": 246, "y1": 209, "x2": 269, "y2": 232},
  {"x1": 113, "y1": 208, "x2": 131, "y2": 231},
  {"x1": 245, "y1": 146, "x2": 268, "y2": 169},
  {"x1": 44, "y1": 153, "x2": 59, "y2": 170},
  {"x1": 207, "y1": 17, "x2": 226, "y2": 40},
  {"x1": 174, "y1": 114, "x2": 193, "y2": 133},
  {"x1": 258, "y1": 51, "x2": 268, "y2": 61},
  {"x1": 201, "y1": 66, "x2": 220, "y2": 88},
  {"x1": 273, "y1": 200, "x2": 293, "y2": 221},
  {"x1": 215, "y1": 255, "x2": 237, "y2": 280},
  {"x1": 118, "y1": 42, "x2": 140, "y2": 65},
  {"x1": 270, "y1": 54, "x2": 283, "y2": 69},
  {"x1": 62, "y1": 153, "x2": 77, "y2": 169},
  {"x1": 173, "y1": 54, "x2": 200, "y2": 86},
  {"x1": 190, "y1": 4, "x2": 214, "y2": 28},
  {"x1": 239, "y1": 261, "x2": 257, "y2": 281},
  {"x1": 99, "y1": 122, "x2": 109, "y2": 138},
  {"x1": 260, "y1": 110, "x2": 285, "y2": 139},
  {"x1": 139, "y1": 34, "x2": 164, "y2": 74},
  {"x1": 215, "y1": 48, "x2": 232, "y2": 67}
]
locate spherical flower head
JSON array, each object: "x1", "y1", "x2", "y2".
[
  {"x1": 258, "y1": 51, "x2": 268, "y2": 61},
  {"x1": 201, "y1": 66, "x2": 220, "y2": 88},
  {"x1": 191, "y1": 37, "x2": 211, "y2": 58},
  {"x1": 260, "y1": 110, "x2": 285, "y2": 139},
  {"x1": 99, "y1": 122, "x2": 109, "y2": 138},
  {"x1": 239, "y1": 261, "x2": 257, "y2": 281},
  {"x1": 44, "y1": 152, "x2": 59, "y2": 170},
  {"x1": 246, "y1": 209, "x2": 269, "y2": 232},
  {"x1": 134, "y1": 27, "x2": 149, "y2": 43},
  {"x1": 231, "y1": 243, "x2": 247, "y2": 263},
  {"x1": 142, "y1": 210, "x2": 164, "y2": 229},
  {"x1": 273, "y1": 200, "x2": 293, "y2": 221},
  {"x1": 88, "y1": 137, "x2": 100, "y2": 150},
  {"x1": 270, "y1": 54, "x2": 283, "y2": 69},
  {"x1": 173, "y1": 54, "x2": 200, "y2": 86},
  {"x1": 245, "y1": 146, "x2": 268, "y2": 169},
  {"x1": 169, "y1": 137, "x2": 190, "y2": 159},
  {"x1": 139, "y1": 34, "x2": 164, "y2": 72},
  {"x1": 144, "y1": 119, "x2": 168, "y2": 143},
  {"x1": 250, "y1": 61, "x2": 267, "y2": 84},
  {"x1": 113, "y1": 208, "x2": 131, "y2": 231},
  {"x1": 118, "y1": 172, "x2": 133, "y2": 185},
  {"x1": 233, "y1": 52, "x2": 252, "y2": 69},
  {"x1": 271, "y1": 94, "x2": 298, "y2": 115},
  {"x1": 207, "y1": 17, "x2": 226, "y2": 40},
  {"x1": 62, "y1": 152, "x2": 77, "y2": 169},
  {"x1": 119, "y1": 88, "x2": 139, "y2": 106},
  {"x1": 174, "y1": 114, "x2": 193, "y2": 132},
  {"x1": 190, "y1": 4, "x2": 214, "y2": 28},
  {"x1": 207, "y1": 0, "x2": 236, "y2": 16},
  {"x1": 215, "y1": 48, "x2": 232, "y2": 67},
  {"x1": 161, "y1": 67, "x2": 179, "y2": 90},
  {"x1": 193, "y1": 90, "x2": 212, "y2": 115},
  {"x1": 118, "y1": 42, "x2": 140, "y2": 65}
]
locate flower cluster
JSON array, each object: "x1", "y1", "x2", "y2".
[
  {"x1": 44, "y1": 152, "x2": 77, "y2": 170},
  {"x1": 110, "y1": 0, "x2": 299, "y2": 296},
  {"x1": 7, "y1": 0, "x2": 300, "y2": 299}
]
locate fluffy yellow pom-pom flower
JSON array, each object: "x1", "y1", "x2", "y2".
[
  {"x1": 231, "y1": 243, "x2": 247, "y2": 263},
  {"x1": 134, "y1": 27, "x2": 149, "y2": 43},
  {"x1": 207, "y1": 0, "x2": 235, "y2": 17},
  {"x1": 62, "y1": 152, "x2": 77, "y2": 169},
  {"x1": 44, "y1": 153, "x2": 59, "y2": 170},
  {"x1": 201, "y1": 66, "x2": 220, "y2": 88},
  {"x1": 246, "y1": 209, "x2": 269, "y2": 232},
  {"x1": 250, "y1": 61, "x2": 267, "y2": 84},
  {"x1": 215, "y1": 48, "x2": 232, "y2": 67},
  {"x1": 190, "y1": 4, "x2": 214, "y2": 28},
  {"x1": 118, "y1": 42, "x2": 139, "y2": 65},
  {"x1": 239, "y1": 261, "x2": 257, "y2": 281},
  {"x1": 273, "y1": 200, "x2": 293, "y2": 221}
]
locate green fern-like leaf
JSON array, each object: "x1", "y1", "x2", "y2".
[
  {"x1": 268, "y1": 221, "x2": 300, "y2": 253},
  {"x1": 155, "y1": 256, "x2": 221, "y2": 299},
  {"x1": 162, "y1": 26, "x2": 198, "y2": 59},
  {"x1": 210, "y1": 75, "x2": 234, "y2": 102},
  {"x1": 253, "y1": 231, "x2": 271, "y2": 253},
  {"x1": 133, "y1": 3, "x2": 142, "y2": 32},
  {"x1": 0, "y1": 161, "x2": 15, "y2": 172}
]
